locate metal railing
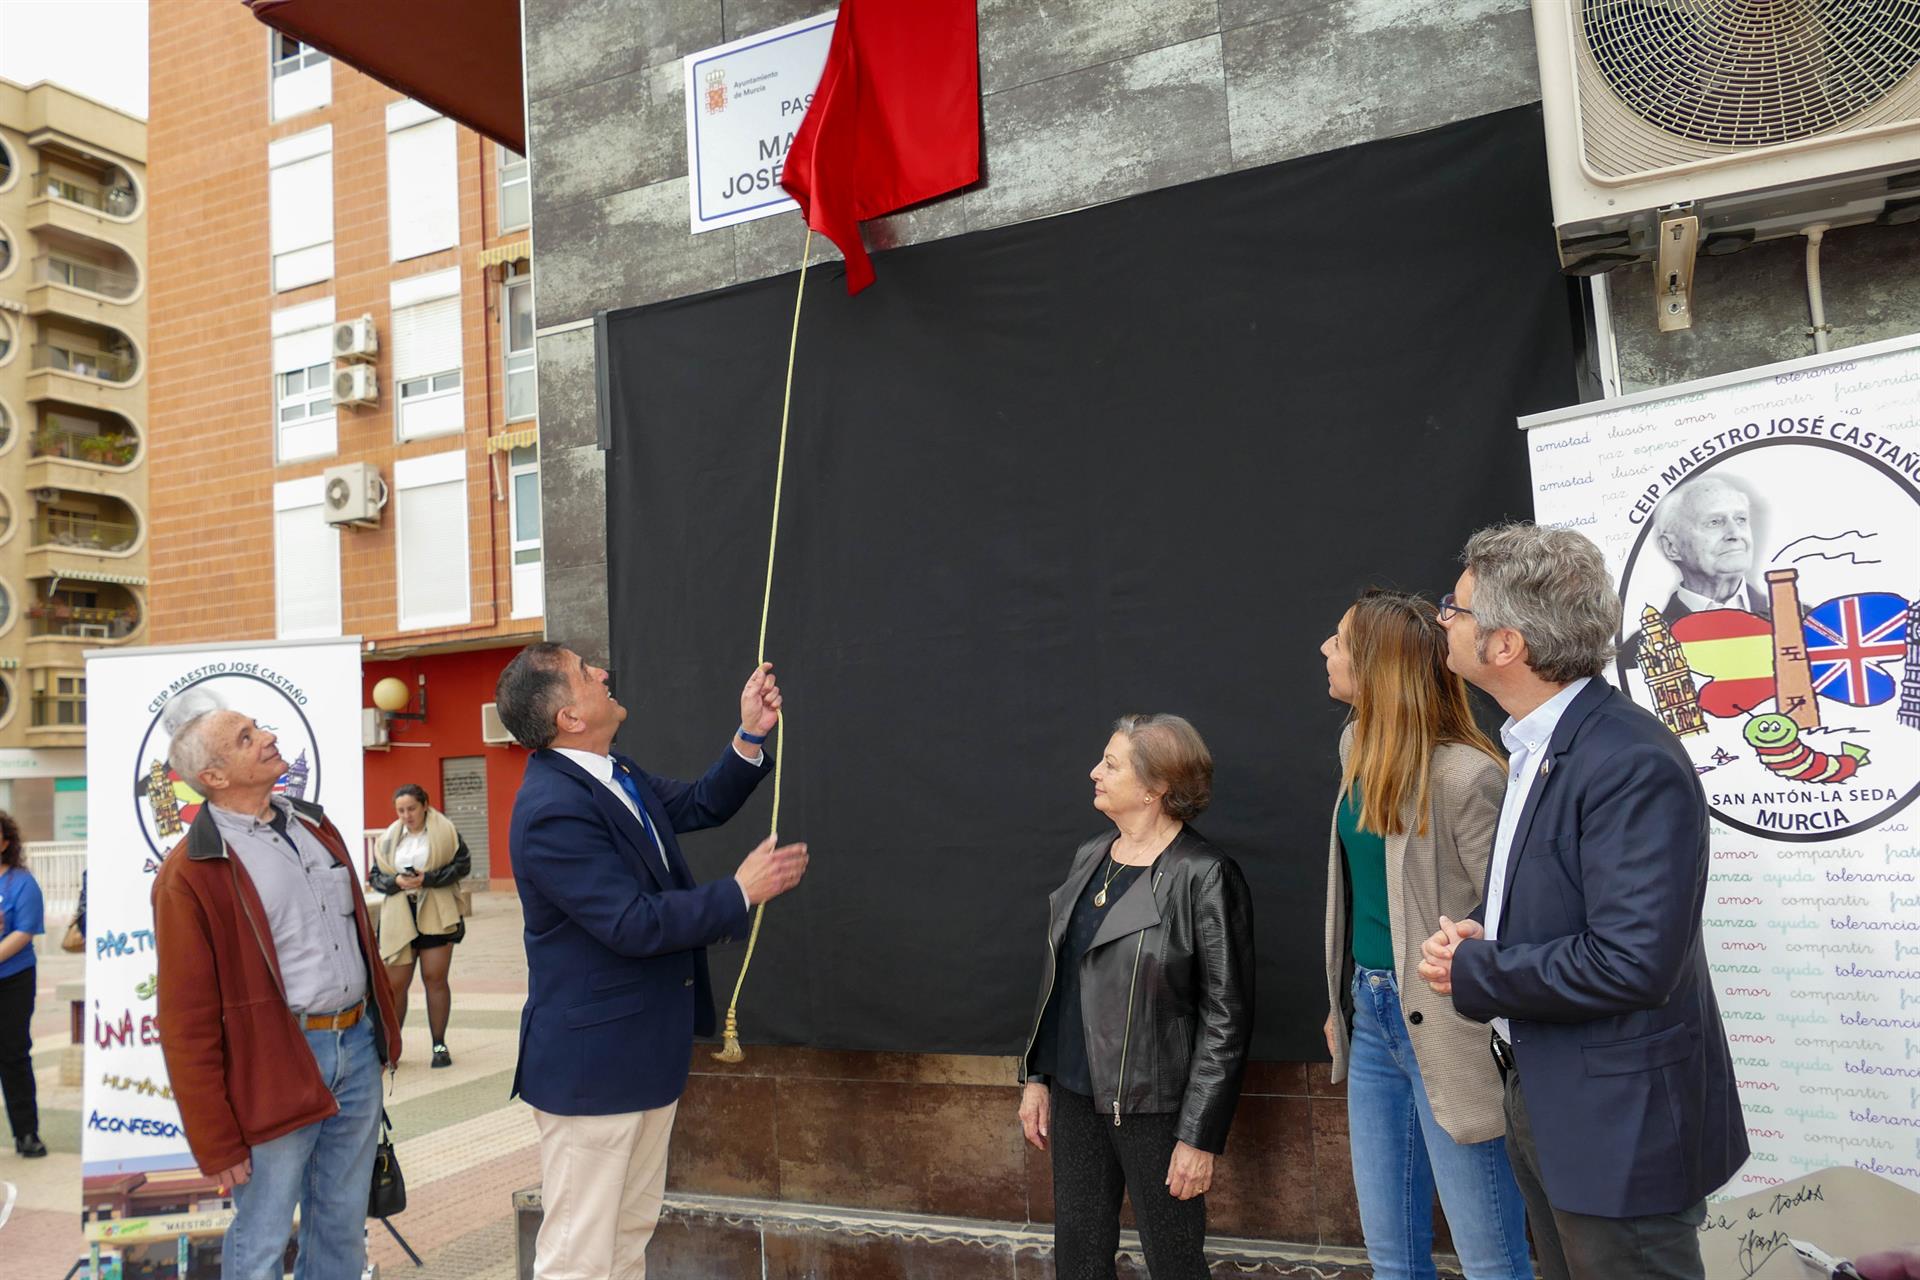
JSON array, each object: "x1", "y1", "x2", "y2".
[
  {"x1": 29, "y1": 603, "x2": 139, "y2": 639},
  {"x1": 30, "y1": 693, "x2": 86, "y2": 728},
  {"x1": 30, "y1": 342, "x2": 136, "y2": 383},
  {"x1": 42, "y1": 176, "x2": 137, "y2": 217},
  {"x1": 33, "y1": 254, "x2": 138, "y2": 299},
  {"x1": 23, "y1": 841, "x2": 85, "y2": 958},
  {"x1": 31, "y1": 512, "x2": 138, "y2": 551}
]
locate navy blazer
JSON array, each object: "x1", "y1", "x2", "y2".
[
  {"x1": 509, "y1": 744, "x2": 766, "y2": 1115},
  {"x1": 1451, "y1": 680, "x2": 1748, "y2": 1218}
]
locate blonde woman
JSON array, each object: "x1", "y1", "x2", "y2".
[
  {"x1": 1319, "y1": 591, "x2": 1529, "y2": 1280},
  {"x1": 370, "y1": 784, "x2": 471, "y2": 1068}
]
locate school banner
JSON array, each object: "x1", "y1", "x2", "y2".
[
  {"x1": 82, "y1": 640, "x2": 364, "y2": 1176},
  {"x1": 1522, "y1": 334, "x2": 1920, "y2": 1196}
]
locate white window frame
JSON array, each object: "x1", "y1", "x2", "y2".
[
  {"x1": 508, "y1": 444, "x2": 543, "y2": 619},
  {"x1": 269, "y1": 33, "x2": 328, "y2": 77},
  {"x1": 391, "y1": 269, "x2": 463, "y2": 441},
  {"x1": 498, "y1": 144, "x2": 529, "y2": 232},
  {"x1": 503, "y1": 262, "x2": 536, "y2": 422},
  {"x1": 268, "y1": 127, "x2": 333, "y2": 292},
  {"x1": 273, "y1": 475, "x2": 342, "y2": 639},
  {"x1": 394, "y1": 450, "x2": 471, "y2": 631},
  {"x1": 272, "y1": 298, "x2": 336, "y2": 462},
  {"x1": 269, "y1": 31, "x2": 331, "y2": 121}
]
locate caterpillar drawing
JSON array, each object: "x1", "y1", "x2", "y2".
[{"x1": 1742, "y1": 713, "x2": 1870, "y2": 784}]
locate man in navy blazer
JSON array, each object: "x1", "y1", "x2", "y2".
[
  {"x1": 1418, "y1": 524, "x2": 1746, "y2": 1280},
  {"x1": 495, "y1": 643, "x2": 808, "y2": 1280}
]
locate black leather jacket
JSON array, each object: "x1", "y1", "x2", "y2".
[{"x1": 1021, "y1": 828, "x2": 1255, "y2": 1153}]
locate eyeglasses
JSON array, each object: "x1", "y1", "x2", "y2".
[{"x1": 1436, "y1": 594, "x2": 1474, "y2": 622}]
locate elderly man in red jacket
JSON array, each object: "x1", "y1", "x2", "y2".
[{"x1": 153, "y1": 693, "x2": 400, "y2": 1280}]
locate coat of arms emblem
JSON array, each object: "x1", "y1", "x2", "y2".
[{"x1": 704, "y1": 68, "x2": 728, "y2": 114}]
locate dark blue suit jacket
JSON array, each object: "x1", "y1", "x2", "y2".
[
  {"x1": 1451, "y1": 680, "x2": 1748, "y2": 1218},
  {"x1": 509, "y1": 744, "x2": 765, "y2": 1115}
]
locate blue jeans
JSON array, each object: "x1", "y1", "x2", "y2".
[
  {"x1": 1346, "y1": 966, "x2": 1530, "y2": 1280},
  {"x1": 225, "y1": 1016, "x2": 382, "y2": 1280}
]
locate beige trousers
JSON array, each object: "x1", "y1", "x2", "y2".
[{"x1": 531, "y1": 1102, "x2": 678, "y2": 1280}]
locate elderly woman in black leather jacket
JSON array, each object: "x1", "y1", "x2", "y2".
[{"x1": 1020, "y1": 713, "x2": 1255, "y2": 1280}]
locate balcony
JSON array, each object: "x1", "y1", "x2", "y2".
[
  {"x1": 32, "y1": 509, "x2": 139, "y2": 555},
  {"x1": 30, "y1": 406, "x2": 141, "y2": 471},
  {"x1": 25, "y1": 318, "x2": 140, "y2": 405},
  {"x1": 27, "y1": 580, "x2": 142, "y2": 644},
  {"x1": 41, "y1": 172, "x2": 138, "y2": 219}
]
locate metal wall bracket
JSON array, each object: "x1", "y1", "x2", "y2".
[{"x1": 1656, "y1": 206, "x2": 1699, "y2": 332}]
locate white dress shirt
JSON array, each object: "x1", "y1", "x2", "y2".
[
  {"x1": 1481, "y1": 677, "x2": 1591, "y2": 1043},
  {"x1": 1673, "y1": 581, "x2": 1751, "y2": 613},
  {"x1": 554, "y1": 746, "x2": 758, "y2": 912}
]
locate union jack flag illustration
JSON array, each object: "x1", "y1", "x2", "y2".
[{"x1": 1802, "y1": 592, "x2": 1910, "y2": 707}]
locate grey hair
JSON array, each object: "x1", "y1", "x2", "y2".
[
  {"x1": 1651, "y1": 475, "x2": 1749, "y2": 552},
  {"x1": 163, "y1": 688, "x2": 229, "y2": 781},
  {"x1": 1462, "y1": 522, "x2": 1619, "y2": 682}
]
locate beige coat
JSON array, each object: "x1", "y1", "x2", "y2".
[
  {"x1": 373, "y1": 808, "x2": 467, "y2": 965},
  {"x1": 1322, "y1": 725, "x2": 1509, "y2": 1143}
]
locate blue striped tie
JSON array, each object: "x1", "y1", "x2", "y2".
[{"x1": 612, "y1": 766, "x2": 665, "y2": 870}]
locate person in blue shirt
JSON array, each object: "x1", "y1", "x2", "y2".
[{"x1": 0, "y1": 810, "x2": 47, "y2": 1158}]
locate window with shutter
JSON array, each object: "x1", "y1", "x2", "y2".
[
  {"x1": 269, "y1": 128, "x2": 332, "y2": 291},
  {"x1": 392, "y1": 290, "x2": 462, "y2": 441},
  {"x1": 395, "y1": 451, "x2": 471, "y2": 630},
  {"x1": 503, "y1": 263, "x2": 536, "y2": 422},
  {"x1": 508, "y1": 443, "x2": 542, "y2": 619},
  {"x1": 274, "y1": 477, "x2": 341, "y2": 638},
  {"x1": 387, "y1": 106, "x2": 458, "y2": 262}
]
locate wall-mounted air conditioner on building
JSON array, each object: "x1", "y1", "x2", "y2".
[
  {"x1": 363, "y1": 707, "x2": 390, "y2": 749},
  {"x1": 481, "y1": 701, "x2": 515, "y2": 746},
  {"x1": 323, "y1": 461, "x2": 388, "y2": 527},
  {"x1": 333, "y1": 316, "x2": 378, "y2": 361},
  {"x1": 333, "y1": 363, "x2": 378, "y2": 407},
  {"x1": 1535, "y1": 2, "x2": 1920, "y2": 288}
]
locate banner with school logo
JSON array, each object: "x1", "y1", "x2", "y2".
[
  {"x1": 82, "y1": 639, "x2": 364, "y2": 1175},
  {"x1": 1521, "y1": 334, "x2": 1920, "y2": 1197}
]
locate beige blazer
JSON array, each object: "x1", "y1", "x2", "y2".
[{"x1": 1322, "y1": 725, "x2": 1509, "y2": 1144}]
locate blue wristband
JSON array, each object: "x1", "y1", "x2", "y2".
[{"x1": 737, "y1": 727, "x2": 769, "y2": 745}]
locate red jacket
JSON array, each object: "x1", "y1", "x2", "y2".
[{"x1": 153, "y1": 797, "x2": 402, "y2": 1175}]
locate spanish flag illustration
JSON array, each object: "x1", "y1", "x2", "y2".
[{"x1": 1669, "y1": 608, "x2": 1774, "y2": 718}]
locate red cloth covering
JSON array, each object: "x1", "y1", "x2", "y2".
[{"x1": 780, "y1": 0, "x2": 980, "y2": 294}]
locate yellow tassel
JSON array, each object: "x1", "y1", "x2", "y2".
[{"x1": 712, "y1": 1010, "x2": 745, "y2": 1063}]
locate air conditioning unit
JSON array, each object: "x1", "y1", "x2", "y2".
[
  {"x1": 323, "y1": 461, "x2": 388, "y2": 527},
  {"x1": 481, "y1": 701, "x2": 515, "y2": 746},
  {"x1": 333, "y1": 316, "x2": 378, "y2": 361},
  {"x1": 362, "y1": 707, "x2": 390, "y2": 749},
  {"x1": 1535, "y1": 2, "x2": 1920, "y2": 277},
  {"x1": 333, "y1": 363, "x2": 378, "y2": 407}
]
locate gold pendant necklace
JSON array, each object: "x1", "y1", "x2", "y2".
[{"x1": 1094, "y1": 854, "x2": 1127, "y2": 908}]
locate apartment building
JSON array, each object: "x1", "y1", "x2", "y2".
[
  {"x1": 0, "y1": 79, "x2": 147, "y2": 841},
  {"x1": 148, "y1": 8, "x2": 540, "y2": 875}
]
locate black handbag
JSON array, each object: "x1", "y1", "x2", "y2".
[{"x1": 368, "y1": 1109, "x2": 406, "y2": 1218}]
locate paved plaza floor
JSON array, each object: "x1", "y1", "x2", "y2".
[{"x1": 1, "y1": 890, "x2": 539, "y2": 1279}]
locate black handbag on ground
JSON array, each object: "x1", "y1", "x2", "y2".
[{"x1": 368, "y1": 1108, "x2": 406, "y2": 1218}]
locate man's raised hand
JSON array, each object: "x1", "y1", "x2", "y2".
[
  {"x1": 740, "y1": 662, "x2": 782, "y2": 739},
  {"x1": 734, "y1": 833, "x2": 809, "y2": 905}
]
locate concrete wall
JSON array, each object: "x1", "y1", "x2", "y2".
[{"x1": 523, "y1": 0, "x2": 1543, "y2": 664}]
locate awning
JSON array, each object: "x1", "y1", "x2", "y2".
[
  {"x1": 477, "y1": 239, "x2": 531, "y2": 269},
  {"x1": 486, "y1": 427, "x2": 538, "y2": 454},
  {"x1": 244, "y1": 0, "x2": 525, "y2": 155},
  {"x1": 34, "y1": 569, "x2": 147, "y2": 587}
]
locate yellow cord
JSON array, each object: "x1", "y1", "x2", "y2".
[{"x1": 715, "y1": 228, "x2": 814, "y2": 1064}]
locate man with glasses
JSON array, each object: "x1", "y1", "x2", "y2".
[
  {"x1": 1417, "y1": 524, "x2": 1745, "y2": 1280},
  {"x1": 154, "y1": 692, "x2": 401, "y2": 1280}
]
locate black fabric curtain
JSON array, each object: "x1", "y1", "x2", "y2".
[{"x1": 602, "y1": 104, "x2": 1579, "y2": 1061}]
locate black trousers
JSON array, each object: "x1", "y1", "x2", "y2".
[
  {"x1": 1049, "y1": 1085, "x2": 1207, "y2": 1280},
  {"x1": 0, "y1": 966, "x2": 39, "y2": 1139},
  {"x1": 1502, "y1": 1067, "x2": 1705, "y2": 1280}
]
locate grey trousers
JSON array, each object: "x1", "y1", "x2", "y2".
[{"x1": 1502, "y1": 1068, "x2": 1707, "y2": 1280}]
